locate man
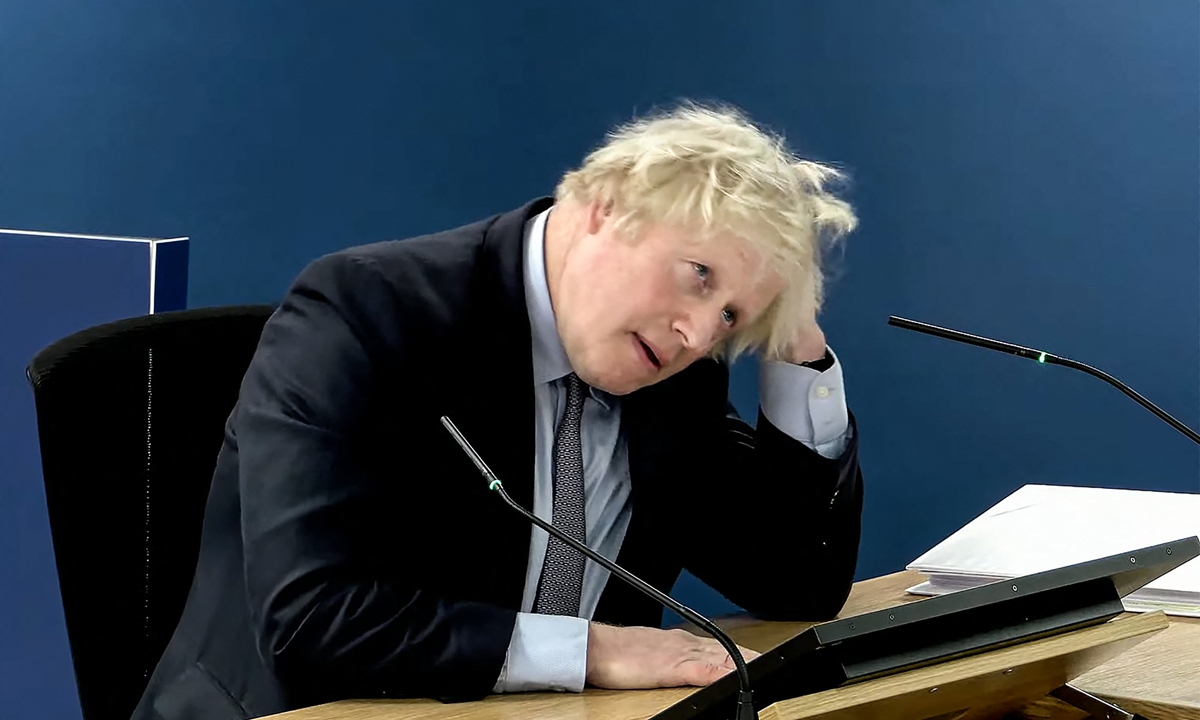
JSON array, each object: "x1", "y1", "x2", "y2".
[{"x1": 134, "y1": 103, "x2": 863, "y2": 720}]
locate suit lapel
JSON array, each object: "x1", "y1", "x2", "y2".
[
  {"x1": 446, "y1": 199, "x2": 552, "y2": 609},
  {"x1": 472, "y1": 199, "x2": 552, "y2": 511}
]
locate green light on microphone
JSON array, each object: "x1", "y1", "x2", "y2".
[
  {"x1": 1038, "y1": 352, "x2": 1047, "y2": 364},
  {"x1": 488, "y1": 479, "x2": 502, "y2": 491}
]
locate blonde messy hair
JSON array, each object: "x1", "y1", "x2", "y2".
[{"x1": 556, "y1": 102, "x2": 857, "y2": 360}]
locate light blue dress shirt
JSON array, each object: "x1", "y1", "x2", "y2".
[{"x1": 493, "y1": 208, "x2": 850, "y2": 693}]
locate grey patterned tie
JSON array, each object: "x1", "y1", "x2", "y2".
[{"x1": 534, "y1": 373, "x2": 587, "y2": 616}]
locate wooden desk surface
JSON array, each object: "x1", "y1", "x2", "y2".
[{"x1": 265, "y1": 571, "x2": 1199, "y2": 720}]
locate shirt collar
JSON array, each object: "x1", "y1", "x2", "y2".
[{"x1": 522, "y1": 207, "x2": 615, "y2": 408}]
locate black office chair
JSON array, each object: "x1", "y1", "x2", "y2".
[{"x1": 26, "y1": 305, "x2": 276, "y2": 720}]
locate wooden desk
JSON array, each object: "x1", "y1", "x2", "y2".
[{"x1": 265, "y1": 571, "x2": 1199, "y2": 720}]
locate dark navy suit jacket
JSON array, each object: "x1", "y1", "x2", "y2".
[{"x1": 133, "y1": 199, "x2": 864, "y2": 720}]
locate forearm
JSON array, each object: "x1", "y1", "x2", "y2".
[
  {"x1": 254, "y1": 572, "x2": 516, "y2": 699},
  {"x1": 680, "y1": 411, "x2": 863, "y2": 620}
]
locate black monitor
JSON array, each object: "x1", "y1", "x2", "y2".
[{"x1": 653, "y1": 536, "x2": 1200, "y2": 720}]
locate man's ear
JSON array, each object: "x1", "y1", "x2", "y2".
[{"x1": 585, "y1": 198, "x2": 613, "y2": 235}]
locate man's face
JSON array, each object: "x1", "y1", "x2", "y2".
[{"x1": 553, "y1": 203, "x2": 783, "y2": 395}]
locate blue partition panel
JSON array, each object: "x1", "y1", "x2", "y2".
[{"x1": 0, "y1": 231, "x2": 187, "y2": 720}]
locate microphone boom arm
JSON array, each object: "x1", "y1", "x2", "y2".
[{"x1": 888, "y1": 316, "x2": 1200, "y2": 446}]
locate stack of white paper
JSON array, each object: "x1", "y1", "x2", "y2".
[{"x1": 906, "y1": 484, "x2": 1200, "y2": 616}]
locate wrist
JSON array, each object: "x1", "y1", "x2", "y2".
[
  {"x1": 586, "y1": 622, "x2": 610, "y2": 683},
  {"x1": 795, "y1": 347, "x2": 834, "y2": 371}
]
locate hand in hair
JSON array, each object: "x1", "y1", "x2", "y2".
[{"x1": 781, "y1": 310, "x2": 828, "y2": 366}]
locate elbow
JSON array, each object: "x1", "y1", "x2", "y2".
[
  {"x1": 254, "y1": 579, "x2": 412, "y2": 698},
  {"x1": 752, "y1": 585, "x2": 851, "y2": 622},
  {"x1": 805, "y1": 582, "x2": 854, "y2": 622},
  {"x1": 751, "y1": 555, "x2": 857, "y2": 622},
  {"x1": 253, "y1": 584, "x2": 336, "y2": 685}
]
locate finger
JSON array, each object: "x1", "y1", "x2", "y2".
[
  {"x1": 680, "y1": 660, "x2": 735, "y2": 687},
  {"x1": 709, "y1": 648, "x2": 737, "y2": 670},
  {"x1": 722, "y1": 647, "x2": 760, "y2": 668},
  {"x1": 713, "y1": 644, "x2": 759, "y2": 664}
]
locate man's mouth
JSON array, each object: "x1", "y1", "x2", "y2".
[{"x1": 636, "y1": 335, "x2": 662, "y2": 370}]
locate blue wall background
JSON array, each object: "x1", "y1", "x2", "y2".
[
  {"x1": 0, "y1": 235, "x2": 185, "y2": 720},
  {"x1": 2, "y1": 2, "x2": 1197, "y2": 718}
]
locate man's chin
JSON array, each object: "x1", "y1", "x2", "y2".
[
  {"x1": 589, "y1": 367, "x2": 679, "y2": 396},
  {"x1": 580, "y1": 369, "x2": 653, "y2": 396},
  {"x1": 587, "y1": 378, "x2": 639, "y2": 396}
]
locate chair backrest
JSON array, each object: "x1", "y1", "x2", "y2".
[{"x1": 26, "y1": 305, "x2": 275, "y2": 720}]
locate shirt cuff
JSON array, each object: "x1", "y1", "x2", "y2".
[
  {"x1": 492, "y1": 612, "x2": 589, "y2": 693},
  {"x1": 759, "y1": 347, "x2": 850, "y2": 459}
]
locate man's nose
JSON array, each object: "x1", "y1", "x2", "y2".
[{"x1": 673, "y1": 310, "x2": 723, "y2": 357}]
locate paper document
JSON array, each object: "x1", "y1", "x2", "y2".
[{"x1": 906, "y1": 484, "x2": 1200, "y2": 616}]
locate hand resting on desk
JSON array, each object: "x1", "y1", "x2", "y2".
[{"x1": 586, "y1": 624, "x2": 760, "y2": 689}]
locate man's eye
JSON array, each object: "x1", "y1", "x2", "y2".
[
  {"x1": 721, "y1": 307, "x2": 737, "y2": 326},
  {"x1": 693, "y1": 262, "x2": 710, "y2": 283}
]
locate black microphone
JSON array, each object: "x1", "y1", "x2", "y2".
[
  {"x1": 440, "y1": 416, "x2": 758, "y2": 720},
  {"x1": 888, "y1": 315, "x2": 1200, "y2": 446}
]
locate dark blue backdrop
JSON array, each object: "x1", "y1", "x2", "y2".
[{"x1": 2, "y1": 2, "x2": 1197, "y2": 718}]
